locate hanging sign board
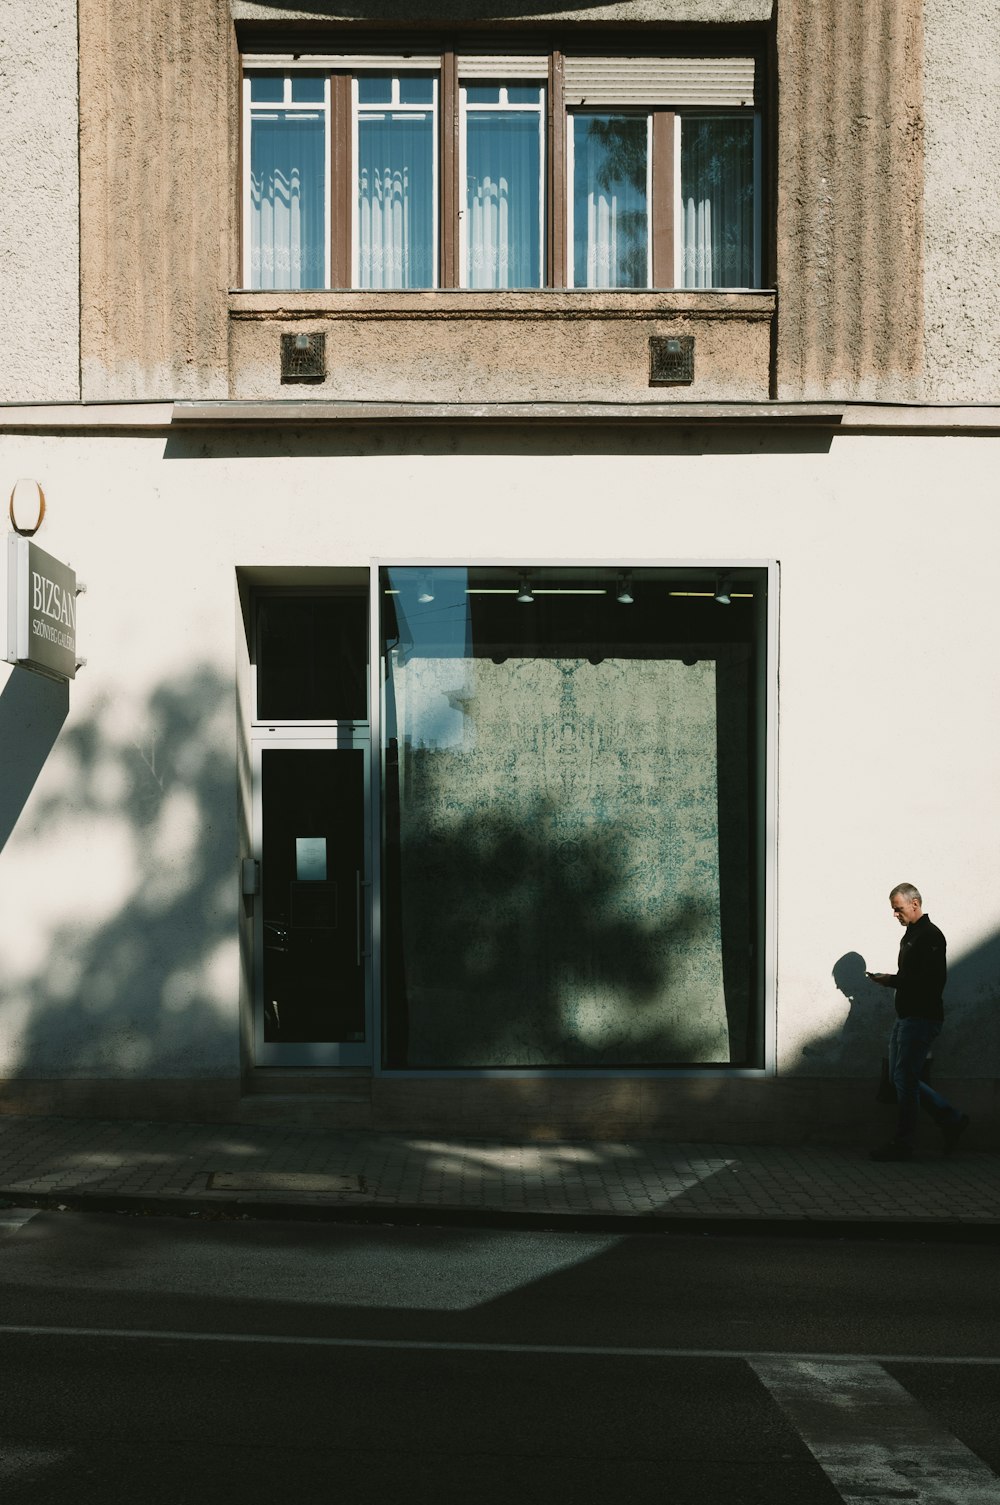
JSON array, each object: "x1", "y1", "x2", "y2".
[{"x1": 2, "y1": 534, "x2": 81, "y2": 681}]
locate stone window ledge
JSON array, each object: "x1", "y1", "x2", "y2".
[{"x1": 229, "y1": 289, "x2": 776, "y2": 323}]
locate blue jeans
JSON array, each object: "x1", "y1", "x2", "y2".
[{"x1": 889, "y1": 1017, "x2": 960, "y2": 1143}]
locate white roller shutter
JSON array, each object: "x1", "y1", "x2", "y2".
[
  {"x1": 457, "y1": 55, "x2": 549, "y2": 79},
  {"x1": 243, "y1": 54, "x2": 442, "y2": 72},
  {"x1": 562, "y1": 56, "x2": 758, "y2": 108}
]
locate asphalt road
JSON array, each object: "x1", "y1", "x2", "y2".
[{"x1": 2, "y1": 1209, "x2": 999, "y2": 1503}]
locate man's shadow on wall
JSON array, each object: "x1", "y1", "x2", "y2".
[
  {"x1": 0, "y1": 667, "x2": 68, "y2": 852},
  {"x1": 811, "y1": 950, "x2": 894, "y2": 1074},
  {"x1": 803, "y1": 942, "x2": 1000, "y2": 1080}
]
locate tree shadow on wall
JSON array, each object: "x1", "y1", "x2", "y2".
[
  {"x1": 1, "y1": 665, "x2": 237, "y2": 1089},
  {"x1": 384, "y1": 798, "x2": 750, "y2": 1069}
]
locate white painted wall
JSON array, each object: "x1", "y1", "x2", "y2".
[
  {"x1": 922, "y1": 0, "x2": 1000, "y2": 400},
  {"x1": 0, "y1": 0, "x2": 80, "y2": 403},
  {"x1": 0, "y1": 425, "x2": 998, "y2": 1083}
]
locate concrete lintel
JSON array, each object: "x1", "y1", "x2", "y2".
[
  {"x1": 0, "y1": 402, "x2": 175, "y2": 432},
  {"x1": 170, "y1": 399, "x2": 845, "y2": 426}
]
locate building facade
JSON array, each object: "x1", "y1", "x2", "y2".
[{"x1": 1, "y1": 0, "x2": 998, "y2": 1142}]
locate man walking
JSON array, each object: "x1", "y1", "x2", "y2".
[{"x1": 867, "y1": 883, "x2": 969, "y2": 1161}]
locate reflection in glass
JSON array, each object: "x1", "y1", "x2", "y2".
[
  {"x1": 573, "y1": 114, "x2": 649, "y2": 288},
  {"x1": 257, "y1": 595, "x2": 368, "y2": 721},
  {"x1": 250, "y1": 75, "x2": 284, "y2": 103},
  {"x1": 358, "y1": 76, "x2": 393, "y2": 105},
  {"x1": 291, "y1": 75, "x2": 326, "y2": 104},
  {"x1": 465, "y1": 111, "x2": 542, "y2": 287},
  {"x1": 250, "y1": 111, "x2": 326, "y2": 289},
  {"x1": 398, "y1": 76, "x2": 435, "y2": 105},
  {"x1": 681, "y1": 114, "x2": 756, "y2": 288},
  {"x1": 381, "y1": 567, "x2": 765, "y2": 1069}
]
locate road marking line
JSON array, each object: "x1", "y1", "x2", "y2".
[
  {"x1": 0, "y1": 1209, "x2": 39, "y2": 1238},
  {"x1": 0, "y1": 1327, "x2": 999, "y2": 1368},
  {"x1": 751, "y1": 1358, "x2": 1000, "y2": 1503}
]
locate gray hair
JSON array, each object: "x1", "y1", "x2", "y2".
[{"x1": 890, "y1": 882, "x2": 922, "y2": 905}]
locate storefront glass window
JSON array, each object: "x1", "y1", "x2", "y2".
[{"x1": 380, "y1": 566, "x2": 766, "y2": 1069}]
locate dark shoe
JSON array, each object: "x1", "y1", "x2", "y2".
[
  {"x1": 941, "y1": 1114, "x2": 970, "y2": 1156},
  {"x1": 870, "y1": 1141, "x2": 913, "y2": 1162}
]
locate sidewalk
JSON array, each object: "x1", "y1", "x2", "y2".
[{"x1": 1, "y1": 1114, "x2": 998, "y2": 1239}]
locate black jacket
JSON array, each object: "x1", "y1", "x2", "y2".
[{"x1": 891, "y1": 913, "x2": 947, "y2": 1021}]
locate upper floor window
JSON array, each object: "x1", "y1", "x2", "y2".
[
  {"x1": 461, "y1": 82, "x2": 546, "y2": 289},
  {"x1": 355, "y1": 74, "x2": 437, "y2": 288},
  {"x1": 247, "y1": 73, "x2": 329, "y2": 290},
  {"x1": 242, "y1": 52, "x2": 762, "y2": 292}
]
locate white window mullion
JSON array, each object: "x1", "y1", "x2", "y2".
[
  {"x1": 538, "y1": 94, "x2": 546, "y2": 289},
  {"x1": 432, "y1": 76, "x2": 440, "y2": 288}
]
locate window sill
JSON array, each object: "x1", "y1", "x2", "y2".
[{"x1": 229, "y1": 288, "x2": 776, "y2": 322}]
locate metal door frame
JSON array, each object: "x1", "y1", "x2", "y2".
[{"x1": 251, "y1": 728, "x2": 373, "y2": 1066}]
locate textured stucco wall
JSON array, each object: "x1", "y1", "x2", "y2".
[
  {"x1": 1, "y1": 425, "x2": 998, "y2": 1089},
  {"x1": 921, "y1": 0, "x2": 1000, "y2": 400},
  {"x1": 0, "y1": 0, "x2": 80, "y2": 403},
  {"x1": 230, "y1": 293, "x2": 774, "y2": 403},
  {"x1": 775, "y1": 0, "x2": 925, "y2": 400},
  {"x1": 78, "y1": 0, "x2": 235, "y2": 399}
]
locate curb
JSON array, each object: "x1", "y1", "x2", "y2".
[{"x1": 3, "y1": 1188, "x2": 1000, "y2": 1243}]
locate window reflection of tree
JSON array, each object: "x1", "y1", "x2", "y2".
[{"x1": 578, "y1": 115, "x2": 647, "y2": 287}]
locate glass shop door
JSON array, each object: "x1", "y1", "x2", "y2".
[{"x1": 252, "y1": 738, "x2": 371, "y2": 1065}]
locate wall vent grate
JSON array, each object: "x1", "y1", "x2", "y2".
[
  {"x1": 281, "y1": 332, "x2": 327, "y2": 382},
  {"x1": 649, "y1": 335, "x2": 695, "y2": 386}
]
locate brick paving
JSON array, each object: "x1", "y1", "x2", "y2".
[{"x1": 0, "y1": 1114, "x2": 998, "y2": 1230}]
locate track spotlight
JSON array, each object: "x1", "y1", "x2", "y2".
[
  {"x1": 714, "y1": 574, "x2": 732, "y2": 606},
  {"x1": 416, "y1": 572, "x2": 435, "y2": 604},
  {"x1": 516, "y1": 575, "x2": 535, "y2": 604},
  {"x1": 616, "y1": 572, "x2": 634, "y2": 605}
]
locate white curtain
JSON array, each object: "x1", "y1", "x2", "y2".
[
  {"x1": 681, "y1": 116, "x2": 755, "y2": 289},
  {"x1": 250, "y1": 113, "x2": 325, "y2": 290},
  {"x1": 587, "y1": 192, "x2": 617, "y2": 288},
  {"x1": 465, "y1": 112, "x2": 542, "y2": 288},
  {"x1": 358, "y1": 114, "x2": 434, "y2": 288}
]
